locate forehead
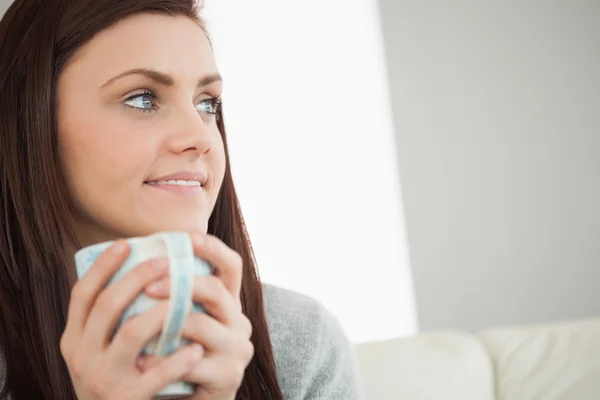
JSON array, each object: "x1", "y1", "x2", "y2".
[{"x1": 65, "y1": 13, "x2": 218, "y2": 84}]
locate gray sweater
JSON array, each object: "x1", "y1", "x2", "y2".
[
  {"x1": 263, "y1": 284, "x2": 363, "y2": 399},
  {"x1": 0, "y1": 284, "x2": 363, "y2": 399}
]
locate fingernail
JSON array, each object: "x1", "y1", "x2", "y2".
[
  {"x1": 147, "y1": 280, "x2": 164, "y2": 292},
  {"x1": 152, "y1": 257, "x2": 169, "y2": 271},
  {"x1": 112, "y1": 241, "x2": 127, "y2": 254}
]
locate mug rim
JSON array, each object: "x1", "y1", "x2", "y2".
[{"x1": 74, "y1": 231, "x2": 189, "y2": 260}]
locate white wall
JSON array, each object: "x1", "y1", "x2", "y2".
[
  {"x1": 202, "y1": 0, "x2": 417, "y2": 342},
  {"x1": 378, "y1": 0, "x2": 600, "y2": 330},
  {"x1": 0, "y1": 0, "x2": 8, "y2": 16}
]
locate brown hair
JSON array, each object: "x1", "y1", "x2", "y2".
[{"x1": 0, "y1": 0, "x2": 283, "y2": 399}]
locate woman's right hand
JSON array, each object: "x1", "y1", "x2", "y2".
[{"x1": 60, "y1": 240, "x2": 204, "y2": 400}]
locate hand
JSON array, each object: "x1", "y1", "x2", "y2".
[
  {"x1": 141, "y1": 233, "x2": 254, "y2": 400},
  {"x1": 60, "y1": 241, "x2": 204, "y2": 400}
]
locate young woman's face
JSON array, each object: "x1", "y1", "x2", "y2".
[{"x1": 57, "y1": 13, "x2": 226, "y2": 245}]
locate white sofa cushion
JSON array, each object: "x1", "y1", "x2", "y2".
[
  {"x1": 355, "y1": 331, "x2": 495, "y2": 400},
  {"x1": 478, "y1": 318, "x2": 600, "y2": 400}
]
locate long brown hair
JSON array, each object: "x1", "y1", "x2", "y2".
[{"x1": 0, "y1": 1, "x2": 283, "y2": 399}]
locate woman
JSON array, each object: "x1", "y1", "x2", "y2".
[{"x1": 0, "y1": 0, "x2": 362, "y2": 399}]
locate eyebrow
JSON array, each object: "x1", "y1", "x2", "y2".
[{"x1": 101, "y1": 68, "x2": 222, "y2": 88}]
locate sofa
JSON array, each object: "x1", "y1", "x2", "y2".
[{"x1": 355, "y1": 318, "x2": 600, "y2": 400}]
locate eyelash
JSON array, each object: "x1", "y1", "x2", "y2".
[{"x1": 123, "y1": 90, "x2": 222, "y2": 115}]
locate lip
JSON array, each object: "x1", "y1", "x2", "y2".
[
  {"x1": 145, "y1": 171, "x2": 207, "y2": 186},
  {"x1": 144, "y1": 171, "x2": 207, "y2": 196}
]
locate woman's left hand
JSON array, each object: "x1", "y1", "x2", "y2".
[{"x1": 141, "y1": 233, "x2": 254, "y2": 400}]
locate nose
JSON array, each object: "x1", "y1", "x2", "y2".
[{"x1": 165, "y1": 105, "x2": 213, "y2": 157}]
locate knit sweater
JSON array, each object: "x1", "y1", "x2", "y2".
[
  {"x1": 263, "y1": 283, "x2": 363, "y2": 399},
  {"x1": 0, "y1": 284, "x2": 363, "y2": 399}
]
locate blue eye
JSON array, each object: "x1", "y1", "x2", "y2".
[
  {"x1": 124, "y1": 91, "x2": 157, "y2": 112},
  {"x1": 196, "y1": 97, "x2": 221, "y2": 115}
]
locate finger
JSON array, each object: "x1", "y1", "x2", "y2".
[
  {"x1": 136, "y1": 313, "x2": 250, "y2": 371},
  {"x1": 135, "y1": 344, "x2": 204, "y2": 397},
  {"x1": 136, "y1": 354, "x2": 162, "y2": 371},
  {"x1": 108, "y1": 300, "x2": 170, "y2": 366},
  {"x1": 178, "y1": 356, "x2": 249, "y2": 393},
  {"x1": 82, "y1": 257, "x2": 170, "y2": 351},
  {"x1": 191, "y1": 233, "x2": 243, "y2": 301},
  {"x1": 143, "y1": 275, "x2": 170, "y2": 299},
  {"x1": 147, "y1": 275, "x2": 242, "y2": 329},
  {"x1": 136, "y1": 315, "x2": 251, "y2": 369},
  {"x1": 62, "y1": 241, "x2": 130, "y2": 351},
  {"x1": 181, "y1": 312, "x2": 252, "y2": 356}
]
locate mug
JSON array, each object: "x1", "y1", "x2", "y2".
[{"x1": 74, "y1": 231, "x2": 212, "y2": 399}]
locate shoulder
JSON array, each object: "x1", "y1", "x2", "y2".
[
  {"x1": 262, "y1": 283, "x2": 346, "y2": 352},
  {"x1": 262, "y1": 283, "x2": 331, "y2": 330},
  {"x1": 262, "y1": 283, "x2": 363, "y2": 399}
]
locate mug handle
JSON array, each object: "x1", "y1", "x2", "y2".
[{"x1": 152, "y1": 232, "x2": 195, "y2": 357}]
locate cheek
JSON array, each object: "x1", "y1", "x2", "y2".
[
  {"x1": 211, "y1": 131, "x2": 227, "y2": 190},
  {"x1": 58, "y1": 106, "x2": 153, "y2": 213}
]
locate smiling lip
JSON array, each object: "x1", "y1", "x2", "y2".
[{"x1": 144, "y1": 171, "x2": 207, "y2": 195}]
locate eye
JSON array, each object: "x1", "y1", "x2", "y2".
[
  {"x1": 124, "y1": 90, "x2": 158, "y2": 112},
  {"x1": 196, "y1": 97, "x2": 221, "y2": 115}
]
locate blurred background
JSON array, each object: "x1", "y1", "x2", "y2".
[
  {"x1": 201, "y1": 0, "x2": 600, "y2": 343},
  {"x1": 2, "y1": 0, "x2": 599, "y2": 345}
]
